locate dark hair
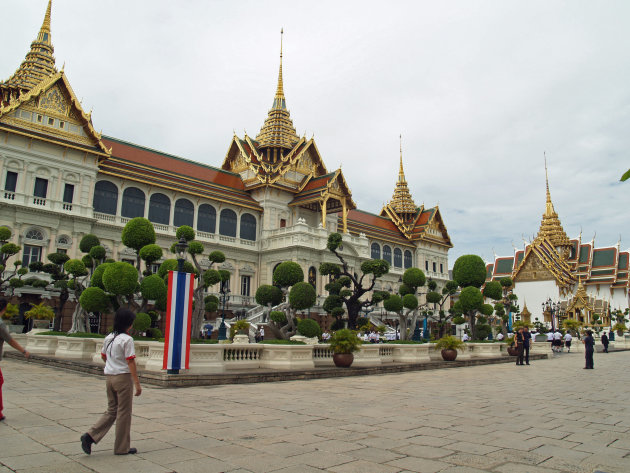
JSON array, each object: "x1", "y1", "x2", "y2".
[
  {"x1": 0, "y1": 298, "x2": 7, "y2": 311},
  {"x1": 586, "y1": 330, "x2": 593, "y2": 336},
  {"x1": 105, "y1": 308, "x2": 136, "y2": 354}
]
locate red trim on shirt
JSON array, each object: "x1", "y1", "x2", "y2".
[{"x1": 126, "y1": 355, "x2": 136, "y2": 360}]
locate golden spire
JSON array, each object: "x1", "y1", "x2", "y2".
[
  {"x1": 256, "y1": 28, "x2": 299, "y2": 150},
  {"x1": 388, "y1": 135, "x2": 417, "y2": 218},
  {"x1": 536, "y1": 155, "x2": 572, "y2": 258},
  {"x1": 3, "y1": 0, "x2": 57, "y2": 92}
]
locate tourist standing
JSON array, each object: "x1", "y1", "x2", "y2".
[
  {"x1": 564, "y1": 332, "x2": 573, "y2": 352},
  {"x1": 81, "y1": 308, "x2": 141, "y2": 455},
  {"x1": 522, "y1": 326, "x2": 532, "y2": 365},
  {"x1": 583, "y1": 330, "x2": 595, "y2": 369},
  {"x1": 462, "y1": 333, "x2": 470, "y2": 342},
  {"x1": 496, "y1": 332, "x2": 504, "y2": 341},
  {"x1": 0, "y1": 299, "x2": 30, "y2": 422},
  {"x1": 254, "y1": 328, "x2": 261, "y2": 343},
  {"x1": 515, "y1": 327, "x2": 525, "y2": 366},
  {"x1": 601, "y1": 333, "x2": 609, "y2": 353},
  {"x1": 259, "y1": 326, "x2": 265, "y2": 341}
]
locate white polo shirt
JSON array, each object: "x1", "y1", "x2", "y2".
[
  {"x1": 101, "y1": 333, "x2": 136, "y2": 375},
  {"x1": 564, "y1": 333, "x2": 572, "y2": 342}
]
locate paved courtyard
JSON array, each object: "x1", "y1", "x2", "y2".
[{"x1": 1, "y1": 351, "x2": 629, "y2": 473}]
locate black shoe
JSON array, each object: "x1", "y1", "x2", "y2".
[
  {"x1": 0, "y1": 415, "x2": 5, "y2": 422},
  {"x1": 80, "y1": 433, "x2": 93, "y2": 455},
  {"x1": 526, "y1": 363, "x2": 530, "y2": 365},
  {"x1": 116, "y1": 448, "x2": 138, "y2": 455}
]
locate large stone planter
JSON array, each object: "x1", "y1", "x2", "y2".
[
  {"x1": 55, "y1": 337, "x2": 98, "y2": 361},
  {"x1": 441, "y1": 349, "x2": 458, "y2": 361},
  {"x1": 352, "y1": 344, "x2": 381, "y2": 367},
  {"x1": 261, "y1": 344, "x2": 315, "y2": 370},
  {"x1": 223, "y1": 344, "x2": 263, "y2": 370},
  {"x1": 332, "y1": 353, "x2": 354, "y2": 368},
  {"x1": 391, "y1": 344, "x2": 431, "y2": 363},
  {"x1": 468, "y1": 343, "x2": 502, "y2": 358},
  {"x1": 26, "y1": 334, "x2": 59, "y2": 355}
]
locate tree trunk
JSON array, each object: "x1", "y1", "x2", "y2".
[
  {"x1": 190, "y1": 283, "x2": 205, "y2": 339},
  {"x1": 69, "y1": 304, "x2": 87, "y2": 333},
  {"x1": 346, "y1": 300, "x2": 362, "y2": 329},
  {"x1": 468, "y1": 310, "x2": 477, "y2": 339}
]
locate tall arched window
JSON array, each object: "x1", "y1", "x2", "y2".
[
  {"x1": 308, "y1": 266, "x2": 317, "y2": 290},
  {"x1": 240, "y1": 213, "x2": 257, "y2": 241},
  {"x1": 383, "y1": 245, "x2": 392, "y2": 264},
  {"x1": 404, "y1": 250, "x2": 412, "y2": 269},
  {"x1": 93, "y1": 181, "x2": 118, "y2": 215},
  {"x1": 219, "y1": 209, "x2": 237, "y2": 237},
  {"x1": 197, "y1": 204, "x2": 216, "y2": 233},
  {"x1": 148, "y1": 193, "x2": 171, "y2": 225},
  {"x1": 371, "y1": 243, "x2": 381, "y2": 259},
  {"x1": 121, "y1": 187, "x2": 145, "y2": 218},
  {"x1": 174, "y1": 198, "x2": 194, "y2": 227},
  {"x1": 394, "y1": 248, "x2": 403, "y2": 268}
]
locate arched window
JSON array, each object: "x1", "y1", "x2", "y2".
[
  {"x1": 93, "y1": 181, "x2": 118, "y2": 215},
  {"x1": 404, "y1": 250, "x2": 412, "y2": 269},
  {"x1": 121, "y1": 187, "x2": 145, "y2": 218},
  {"x1": 371, "y1": 243, "x2": 381, "y2": 259},
  {"x1": 174, "y1": 198, "x2": 194, "y2": 227},
  {"x1": 240, "y1": 213, "x2": 257, "y2": 241},
  {"x1": 25, "y1": 228, "x2": 44, "y2": 240},
  {"x1": 197, "y1": 204, "x2": 216, "y2": 233},
  {"x1": 394, "y1": 248, "x2": 403, "y2": 268},
  {"x1": 383, "y1": 245, "x2": 392, "y2": 264},
  {"x1": 308, "y1": 266, "x2": 317, "y2": 290},
  {"x1": 219, "y1": 209, "x2": 237, "y2": 237},
  {"x1": 148, "y1": 193, "x2": 171, "y2": 225}
]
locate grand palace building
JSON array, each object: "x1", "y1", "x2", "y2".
[{"x1": 0, "y1": 2, "x2": 452, "y2": 327}]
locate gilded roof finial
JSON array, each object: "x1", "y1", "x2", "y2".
[
  {"x1": 39, "y1": 0, "x2": 53, "y2": 44},
  {"x1": 387, "y1": 136, "x2": 417, "y2": 218},
  {"x1": 399, "y1": 134, "x2": 404, "y2": 178},
  {"x1": 274, "y1": 28, "x2": 285, "y2": 108}
]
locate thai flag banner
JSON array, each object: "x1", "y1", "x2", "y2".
[{"x1": 163, "y1": 271, "x2": 194, "y2": 371}]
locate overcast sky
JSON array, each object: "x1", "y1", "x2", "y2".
[{"x1": 3, "y1": 1, "x2": 629, "y2": 267}]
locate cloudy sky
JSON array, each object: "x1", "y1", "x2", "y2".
[{"x1": 3, "y1": 1, "x2": 629, "y2": 266}]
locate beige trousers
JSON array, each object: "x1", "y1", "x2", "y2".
[{"x1": 88, "y1": 373, "x2": 133, "y2": 454}]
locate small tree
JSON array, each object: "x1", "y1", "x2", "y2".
[
  {"x1": 320, "y1": 233, "x2": 390, "y2": 329},
  {"x1": 452, "y1": 255, "x2": 487, "y2": 339},
  {"x1": 430, "y1": 280, "x2": 459, "y2": 338},
  {"x1": 0, "y1": 226, "x2": 21, "y2": 290},
  {"x1": 255, "y1": 285, "x2": 283, "y2": 323}
]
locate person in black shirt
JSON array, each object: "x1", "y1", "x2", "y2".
[
  {"x1": 522, "y1": 326, "x2": 532, "y2": 365},
  {"x1": 601, "y1": 333, "x2": 609, "y2": 353},
  {"x1": 515, "y1": 327, "x2": 525, "y2": 366},
  {"x1": 583, "y1": 330, "x2": 595, "y2": 369}
]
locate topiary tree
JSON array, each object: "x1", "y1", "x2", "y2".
[
  {"x1": 452, "y1": 255, "x2": 490, "y2": 340},
  {"x1": 133, "y1": 312, "x2": 152, "y2": 334},
  {"x1": 388, "y1": 267, "x2": 427, "y2": 340},
  {"x1": 320, "y1": 233, "x2": 390, "y2": 329},
  {"x1": 121, "y1": 217, "x2": 156, "y2": 270},
  {"x1": 297, "y1": 318, "x2": 322, "y2": 339},
  {"x1": 0, "y1": 226, "x2": 21, "y2": 290},
  {"x1": 255, "y1": 284, "x2": 283, "y2": 323}
]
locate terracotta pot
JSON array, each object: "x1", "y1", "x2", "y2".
[
  {"x1": 441, "y1": 349, "x2": 457, "y2": 361},
  {"x1": 617, "y1": 331, "x2": 624, "y2": 337},
  {"x1": 333, "y1": 353, "x2": 354, "y2": 368},
  {"x1": 507, "y1": 346, "x2": 519, "y2": 356}
]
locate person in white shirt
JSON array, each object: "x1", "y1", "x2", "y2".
[
  {"x1": 547, "y1": 331, "x2": 554, "y2": 351},
  {"x1": 563, "y1": 332, "x2": 573, "y2": 352},
  {"x1": 321, "y1": 331, "x2": 330, "y2": 342},
  {"x1": 462, "y1": 333, "x2": 470, "y2": 342},
  {"x1": 81, "y1": 308, "x2": 141, "y2": 456},
  {"x1": 259, "y1": 326, "x2": 265, "y2": 341},
  {"x1": 496, "y1": 332, "x2": 504, "y2": 341},
  {"x1": 553, "y1": 330, "x2": 563, "y2": 352}
]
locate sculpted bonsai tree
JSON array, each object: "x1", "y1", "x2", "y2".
[
  {"x1": 391, "y1": 267, "x2": 427, "y2": 340},
  {"x1": 427, "y1": 280, "x2": 459, "y2": 338},
  {"x1": 320, "y1": 233, "x2": 390, "y2": 329},
  {"x1": 254, "y1": 284, "x2": 283, "y2": 323},
  {"x1": 0, "y1": 226, "x2": 21, "y2": 290},
  {"x1": 169, "y1": 225, "x2": 227, "y2": 337},
  {"x1": 265, "y1": 261, "x2": 316, "y2": 339},
  {"x1": 452, "y1": 254, "x2": 488, "y2": 339}
]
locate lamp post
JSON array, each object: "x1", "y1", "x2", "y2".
[
  {"x1": 542, "y1": 298, "x2": 559, "y2": 333},
  {"x1": 175, "y1": 237, "x2": 188, "y2": 272},
  {"x1": 217, "y1": 281, "x2": 231, "y2": 341}
]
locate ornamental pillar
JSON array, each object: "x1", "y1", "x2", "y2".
[
  {"x1": 321, "y1": 197, "x2": 328, "y2": 229},
  {"x1": 342, "y1": 199, "x2": 348, "y2": 234}
]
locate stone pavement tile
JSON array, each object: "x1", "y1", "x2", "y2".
[
  {"x1": 410, "y1": 427, "x2": 456, "y2": 438},
  {"x1": 226, "y1": 452, "x2": 304, "y2": 473},
  {"x1": 445, "y1": 441, "x2": 502, "y2": 455},
  {"x1": 519, "y1": 427, "x2": 569, "y2": 440},
  {"x1": 347, "y1": 446, "x2": 405, "y2": 463},
  {"x1": 440, "y1": 452, "x2": 502, "y2": 470},
  {"x1": 309, "y1": 439, "x2": 365, "y2": 454},
  {"x1": 168, "y1": 435, "x2": 230, "y2": 453},
  {"x1": 406, "y1": 435, "x2": 457, "y2": 448},
  {"x1": 0, "y1": 467, "x2": 11, "y2": 473},
  {"x1": 527, "y1": 436, "x2": 580, "y2": 449},
  {"x1": 386, "y1": 456, "x2": 451, "y2": 472},
  {"x1": 536, "y1": 457, "x2": 592, "y2": 473},
  {"x1": 329, "y1": 459, "x2": 402, "y2": 473},
  {"x1": 15, "y1": 461, "x2": 96, "y2": 473},
  {"x1": 530, "y1": 444, "x2": 591, "y2": 461},
  {"x1": 484, "y1": 435, "x2": 545, "y2": 451},
  {"x1": 0, "y1": 432, "x2": 51, "y2": 455},
  {"x1": 289, "y1": 451, "x2": 355, "y2": 469},
  {"x1": 137, "y1": 446, "x2": 205, "y2": 464},
  {"x1": 580, "y1": 453, "x2": 630, "y2": 472},
  {"x1": 484, "y1": 447, "x2": 550, "y2": 466},
  {"x1": 271, "y1": 466, "x2": 326, "y2": 473},
  {"x1": 147, "y1": 427, "x2": 204, "y2": 443},
  {"x1": 316, "y1": 429, "x2": 369, "y2": 441},
  {"x1": 493, "y1": 462, "x2": 563, "y2": 473},
  {"x1": 370, "y1": 428, "x2": 422, "y2": 441},
  {"x1": 391, "y1": 444, "x2": 454, "y2": 459},
  {"x1": 1, "y1": 451, "x2": 73, "y2": 470},
  {"x1": 49, "y1": 440, "x2": 86, "y2": 456},
  {"x1": 437, "y1": 468, "x2": 492, "y2": 473},
  {"x1": 255, "y1": 440, "x2": 318, "y2": 457},
  {"x1": 275, "y1": 432, "x2": 327, "y2": 445}
]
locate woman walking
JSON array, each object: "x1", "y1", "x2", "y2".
[
  {"x1": 81, "y1": 308, "x2": 141, "y2": 455},
  {"x1": 583, "y1": 330, "x2": 595, "y2": 369}
]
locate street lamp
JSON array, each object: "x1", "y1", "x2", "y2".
[
  {"x1": 175, "y1": 237, "x2": 188, "y2": 272},
  {"x1": 542, "y1": 298, "x2": 559, "y2": 332},
  {"x1": 217, "y1": 281, "x2": 231, "y2": 341}
]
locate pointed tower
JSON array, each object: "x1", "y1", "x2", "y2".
[
  {"x1": 1, "y1": 0, "x2": 57, "y2": 104},
  {"x1": 255, "y1": 29, "x2": 300, "y2": 158},
  {"x1": 536, "y1": 159, "x2": 572, "y2": 259},
  {"x1": 387, "y1": 136, "x2": 417, "y2": 222}
]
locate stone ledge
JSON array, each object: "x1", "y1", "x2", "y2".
[{"x1": 5, "y1": 351, "x2": 549, "y2": 388}]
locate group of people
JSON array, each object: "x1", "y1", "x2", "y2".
[
  {"x1": 547, "y1": 330, "x2": 574, "y2": 353},
  {"x1": 253, "y1": 326, "x2": 265, "y2": 343}
]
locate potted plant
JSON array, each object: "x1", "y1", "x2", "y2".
[
  {"x1": 505, "y1": 335, "x2": 519, "y2": 356},
  {"x1": 233, "y1": 319, "x2": 250, "y2": 335},
  {"x1": 434, "y1": 335, "x2": 465, "y2": 361},
  {"x1": 613, "y1": 322, "x2": 626, "y2": 337},
  {"x1": 329, "y1": 328, "x2": 362, "y2": 367},
  {"x1": 24, "y1": 302, "x2": 55, "y2": 329}
]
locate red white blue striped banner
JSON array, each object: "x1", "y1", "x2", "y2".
[{"x1": 163, "y1": 271, "x2": 194, "y2": 371}]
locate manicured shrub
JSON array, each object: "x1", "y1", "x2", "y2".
[
  {"x1": 270, "y1": 311, "x2": 287, "y2": 325},
  {"x1": 403, "y1": 267, "x2": 426, "y2": 288},
  {"x1": 140, "y1": 274, "x2": 166, "y2": 300},
  {"x1": 133, "y1": 312, "x2": 152, "y2": 333},
  {"x1": 452, "y1": 255, "x2": 486, "y2": 288},
  {"x1": 89, "y1": 245, "x2": 106, "y2": 261},
  {"x1": 79, "y1": 287, "x2": 110, "y2": 313},
  {"x1": 175, "y1": 225, "x2": 195, "y2": 242},
  {"x1": 0, "y1": 226, "x2": 11, "y2": 242},
  {"x1": 273, "y1": 261, "x2": 304, "y2": 287},
  {"x1": 102, "y1": 262, "x2": 138, "y2": 296},
  {"x1": 297, "y1": 318, "x2": 321, "y2": 338},
  {"x1": 91, "y1": 262, "x2": 111, "y2": 289},
  {"x1": 64, "y1": 259, "x2": 87, "y2": 276},
  {"x1": 255, "y1": 285, "x2": 283, "y2": 307},
  {"x1": 289, "y1": 282, "x2": 316, "y2": 310},
  {"x1": 139, "y1": 244, "x2": 162, "y2": 264},
  {"x1": 79, "y1": 234, "x2": 100, "y2": 253},
  {"x1": 121, "y1": 217, "x2": 156, "y2": 252}
]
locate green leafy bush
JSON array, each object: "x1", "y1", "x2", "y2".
[
  {"x1": 434, "y1": 335, "x2": 465, "y2": 351},
  {"x1": 270, "y1": 311, "x2": 287, "y2": 325},
  {"x1": 273, "y1": 261, "x2": 304, "y2": 287},
  {"x1": 147, "y1": 328, "x2": 163, "y2": 339},
  {"x1": 103, "y1": 262, "x2": 138, "y2": 295},
  {"x1": 140, "y1": 274, "x2": 166, "y2": 300},
  {"x1": 329, "y1": 328, "x2": 362, "y2": 354},
  {"x1": 452, "y1": 255, "x2": 486, "y2": 288},
  {"x1": 79, "y1": 287, "x2": 110, "y2": 313},
  {"x1": 121, "y1": 217, "x2": 156, "y2": 251},
  {"x1": 133, "y1": 313, "x2": 152, "y2": 333},
  {"x1": 79, "y1": 234, "x2": 100, "y2": 253},
  {"x1": 289, "y1": 282, "x2": 316, "y2": 310},
  {"x1": 297, "y1": 318, "x2": 321, "y2": 338}
]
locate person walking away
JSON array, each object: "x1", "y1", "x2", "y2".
[
  {"x1": 583, "y1": 330, "x2": 595, "y2": 369},
  {"x1": 522, "y1": 326, "x2": 532, "y2": 365},
  {"x1": 81, "y1": 308, "x2": 141, "y2": 455},
  {"x1": 547, "y1": 331, "x2": 554, "y2": 352},
  {"x1": 0, "y1": 299, "x2": 30, "y2": 422},
  {"x1": 601, "y1": 332, "x2": 609, "y2": 353},
  {"x1": 553, "y1": 330, "x2": 563, "y2": 353},
  {"x1": 564, "y1": 332, "x2": 573, "y2": 353},
  {"x1": 515, "y1": 327, "x2": 525, "y2": 366}
]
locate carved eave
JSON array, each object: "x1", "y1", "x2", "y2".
[
  {"x1": 0, "y1": 71, "x2": 111, "y2": 157},
  {"x1": 512, "y1": 236, "x2": 576, "y2": 288}
]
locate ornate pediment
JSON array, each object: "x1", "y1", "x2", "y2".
[{"x1": 513, "y1": 252, "x2": 556, "y2": 282}]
